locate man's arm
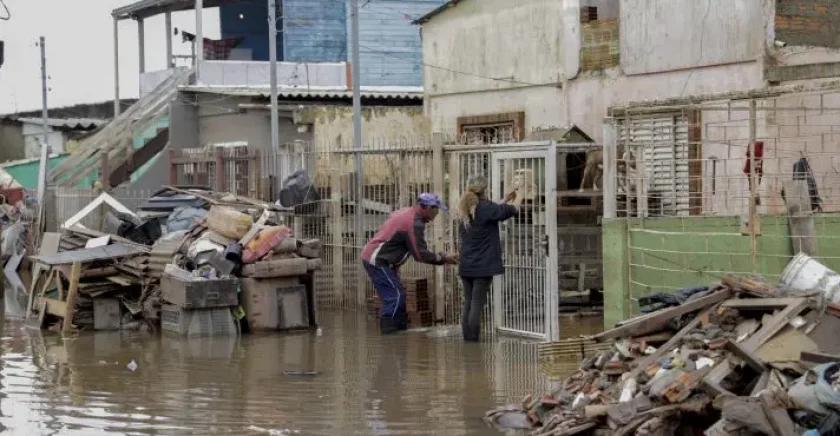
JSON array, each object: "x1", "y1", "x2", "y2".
[{"x1": 407, "y1": 218, "x2": 446, "y2": 265}]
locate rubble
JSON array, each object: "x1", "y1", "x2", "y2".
[
  {"x1": 487, "y1": 272, "x2": 840, "y2": 435},
  {"x1": 25, "y1": 186, "x2": 321, "y2": 336}
]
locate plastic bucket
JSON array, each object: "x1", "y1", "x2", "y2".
[{"x1": 780, "y1": 253, "x2": 840, "y2": 303}]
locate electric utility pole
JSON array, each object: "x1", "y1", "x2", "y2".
[
  {"x1": 350, "y1": 0, "x2": 364, "y2": 304},
  {"x1": 37, "y1": 36, "x2": 49, "y2": 234}
]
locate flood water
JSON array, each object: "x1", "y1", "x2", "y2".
[{"x1": 0, "y1": 290, "x2": 602, "y2": 435}]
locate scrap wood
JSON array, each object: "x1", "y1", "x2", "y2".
[
  {"x1": 62, "y1": 262, "x2": 81, "y2": 333},
  {"x1": 724, "y1": 339, "x2": 766, "y2": 373},
  {"x1": 758, "y1": 391, "x2": 797, "y2": 436},
  {"x1": 612, "y1": 398, "x2": 709, "y2": 436},
  {"x1": 539, "y1": 422, "x2": 597, "y2": 436},
  {"x1": 594, "y1": 288, "x2": 732, "y2": 342},
  {"x1": 703, "y1": 297, "x2": 810, "y2": 397},
  {"x1": 625, "y1": 303, "x2": 724, "y2": 380},
  {"x1": 62, "y1": 192, "x2": 136, "y2": 230},
  {"x1": 800, "y1": 350, "x2": 840, "y2": 364},
  {"x1": 721, "y1": 275, "x2": 777, "y2": 297}
]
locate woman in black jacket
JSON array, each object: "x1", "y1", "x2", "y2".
[{"x1": 457, "y1": 175, "x2": 520, "y2": 342}]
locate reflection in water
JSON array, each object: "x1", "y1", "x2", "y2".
[{"x1": 0, "y1": 297, "x2": 602, "y2": 435}]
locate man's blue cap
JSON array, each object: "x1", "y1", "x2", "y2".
[{"x1": 418, "y1": 193, "x2": 448, "y2": 212}]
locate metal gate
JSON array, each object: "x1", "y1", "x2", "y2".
[{"x1": 448, "y1": 143, "x2": 560, "y2": 341}]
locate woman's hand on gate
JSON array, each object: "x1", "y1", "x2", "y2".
[{"x1": 504, "y1": 190, "x2": 518, "y2": 204}]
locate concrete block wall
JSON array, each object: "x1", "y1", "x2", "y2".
[
  {"x1": 580, "y1": 20, "x2": 619, "y2": 71},
  {"x1": 775, "y1": 0, "x2": 840, "y2": 48},
  {"x1": 602, "y1": 213, "x2": 840, "y2": 329}
]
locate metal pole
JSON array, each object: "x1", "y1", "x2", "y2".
[
  {"x1": 137, "y1": 18, "x2": 145, "y2": 73},
  {"x1": 268, "y1": 0, "x2": 279, "y2": 155},
  {"x1": 37, "y1": 36, "x2": 49, "y2": 234},
  {"x1": 113, "y1": 17, "x2": 120, "y2": 116},
  {"x1": 602, "y1": 120, "x2": 617, "y2": 219},
  {"x1": 195, "y1": 0, "x2": 204, "y2": 82},
  {"x1": 748, "y1": 100, "x2": 758, "y2": 272},
  {"x1": 165, "y1": 12, "x2": 173, "y2": 68},
  {"x1": 350, "y1": 0, "x2": 365, "y2": 306}
]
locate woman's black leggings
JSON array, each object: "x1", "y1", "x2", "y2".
[{"x1": 460, "y1": 277, "x2": 491, "y2": 341}]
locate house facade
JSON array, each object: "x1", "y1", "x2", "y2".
[{"x1": 417, "y1": 0, "x2": 840, "y2": 216}]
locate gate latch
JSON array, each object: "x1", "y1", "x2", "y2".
[{"x1": 540, "y1": 234, "x2": 549, "y2": 257}]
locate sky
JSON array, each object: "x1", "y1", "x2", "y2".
[{"x1": 0, "y1": 0, "x2": 221, "y2": 115}]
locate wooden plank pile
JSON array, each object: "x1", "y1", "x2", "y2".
[{"x1": 486, "y1": 275, "x2": 840, "y2": 435}]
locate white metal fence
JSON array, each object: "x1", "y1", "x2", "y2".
[
  {"x1": 273, "y1": 136, "x2": 604, "y2": 342},
  {"x1": 47, "y1": 134, "x2": 606, "y2": 342}
]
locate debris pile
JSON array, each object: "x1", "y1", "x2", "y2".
[
  {"x1": 486, "y1": 272, "x2": 840, "y2": 435},
  {"x1": 27, "y1": 186, "x2": 320, "y2": 335}
]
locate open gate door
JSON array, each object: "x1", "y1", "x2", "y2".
[{"x1": 490, "y1": 146, "x2": 559, "y2": 341}]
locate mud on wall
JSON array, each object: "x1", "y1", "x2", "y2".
[{"x1": 295, "y1": 106, "x2": 431, "y2": 187}]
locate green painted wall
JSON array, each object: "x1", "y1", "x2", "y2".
[
  {"x1": 602, "y1": 213, "x2": 840, "y2": 329},
  {"x1": 4, "y1": 155, "x2": 68, "y2": 190}
]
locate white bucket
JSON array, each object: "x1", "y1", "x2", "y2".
[{"x1": 780, "y1": 253, "x2": 840, "y2": 304}]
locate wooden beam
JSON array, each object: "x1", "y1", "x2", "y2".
[
  {"x1": 801, "y1": 351, "x2": 840, "y2": 365},
  {"x1": 108, "y1": 128, "x2": 169, "y2": 187},
  {"x1": 725, "y1": 339, "x2": 766, "y2": 373},
  {"x1": 62, "y1": 262, "x2": 82, "y2": 333},
  {"x1": 703, "y1": 298, "x2": 810, "y2": 396},
  {"x1": 722, "y1": 297, "x2": 805, "y2": 310},
  {"x1": 594, "y1": 289, "x2": 731, "y2": 342}
]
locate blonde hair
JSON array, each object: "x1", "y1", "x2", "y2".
[{"x1": 459, "y1": 175, "x2": 488, "y2": 227}]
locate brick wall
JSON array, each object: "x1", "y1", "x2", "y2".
[
  {"x1": 776, "y1": 0, "x2": 840, "y2": 48},
  {"x1": 580, "y1": 19, "x2": 620, "y2": 71}
]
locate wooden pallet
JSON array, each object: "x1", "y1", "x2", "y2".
[{"x1": 537, "y1": 337, "x2": 613, "y2": 363}]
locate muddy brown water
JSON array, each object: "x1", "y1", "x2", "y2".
[{"x1": 0, "y1": 290, "x2": 602, "y2": 435}]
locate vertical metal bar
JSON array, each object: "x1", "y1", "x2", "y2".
[
  {"x1": 137, "y1": 18, "x2": 145, "y2": 74},
  {"x1": 545, "y1": 143, "x2": 559, "y2": 341},
  {"x1": 432, "y1": 133, "x2": 445, "y2": 322},
  {"x1": 603, "y1": 120, "x2": 617, "y2": 219},
  {"x1": 350, "y1": 0, "x2": 365, "y2": 307},
  {"x1": 165, "y1": 12, "x2": 173, "y2": 68},
  {"x1": 491, "y1": 154, "x2": 503, "y2": 331},
  {"x1": 748, "y1": 100, "x2": 758, "y2": 272},
  {"x1": 268, "y1": 0, "x2": 279, "y2": 159},
  {"x1": 113, "y1": 17, "x2": 121, "y2": 117},
  {"x1": 671, "y1": 116, "x2": 677, "y2": 215},
  {"x1": 195, "y1": 0, "x2": 204, "y2": 82}
]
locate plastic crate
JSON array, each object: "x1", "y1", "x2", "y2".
[{"x1": 161, "y1": 304, "x2": 238, "y2": 337}]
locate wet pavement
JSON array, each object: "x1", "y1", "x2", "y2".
[{"x1": 0, "y1": 290, "x2": 602, "y2": 435}]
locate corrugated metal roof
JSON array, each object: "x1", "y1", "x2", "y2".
[
  {"x1": 21, "y1": 117, "x2": 106, "y2": 129},
  {"x1": 413, "y1": 0, "x2": 464, "y2": 25},
  {"x1": 3, "y1": 117, "x2": 107, "y2": 130},
  {"x1": 180, "y1": 85, "x2": 424, "y2": 100}
]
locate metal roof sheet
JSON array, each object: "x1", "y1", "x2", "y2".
[
  {"x1": 31, "y1": 244, "x2": 144, "y2": 266},
  {"x1": 180, "y1": 85, "x2": 424, "y2": 100},
  {"x1": 113, "y1": 0, "x2": 240, "y2": 20}
]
